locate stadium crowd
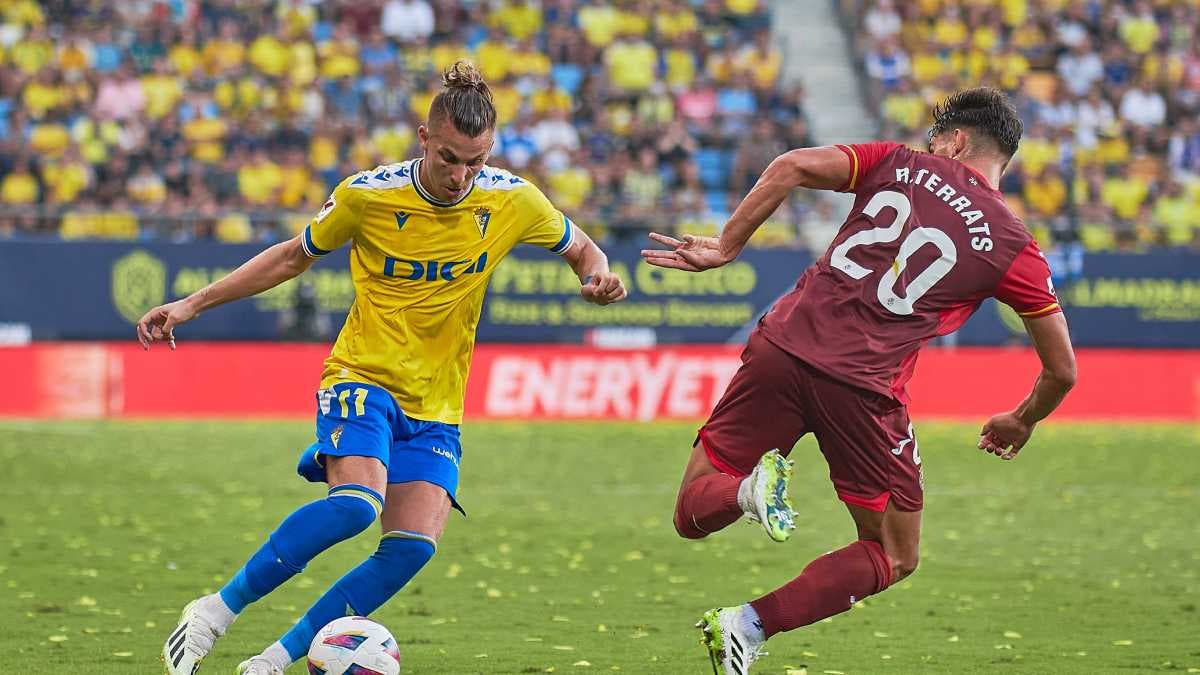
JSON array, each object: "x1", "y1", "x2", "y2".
[
  {"x1": 846, "y1": 0, "x2": 1200, "y2": 251},
  {"x1": 0, "y1": 0, "x2": 816, "y2": 246}
]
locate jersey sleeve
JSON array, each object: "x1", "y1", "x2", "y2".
[
  {"x1": 300, "y1": 176, "x2": 368, "y2": 258},
  {"x1": 995, "y1": 240, "x2": 1063, "y2": 318},
  {"x1": 835, "y1": 141, "x2": 904, "y2": 193},
  {"x1": 513, "y1": 182, "x2": 575, "y2": 254}
]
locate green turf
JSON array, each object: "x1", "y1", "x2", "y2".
[{"x1": 2, "y1": 420, "x2": 1197, "y2": 674}]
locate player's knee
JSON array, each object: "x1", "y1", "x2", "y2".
[
  {"x1": 327, "y1": 485, "x2": 383, "y2": 535},
  {"x1": 672, "y1": 499, "x2": 707, "y2": 540},
  {"x1": 373, "y1": 532, "x2": 436, "y2": 586},
  {"x1": 890, "y1": 551, "x2": 919, "y2": 581}
]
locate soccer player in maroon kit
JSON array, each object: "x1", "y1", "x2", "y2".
[{"x1": 642, "y1": 88, "x2": 1077, "y2": 674}]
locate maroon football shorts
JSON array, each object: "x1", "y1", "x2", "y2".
[{"x1": 698, "y1": 330, "x2": 924, "y2": 512}]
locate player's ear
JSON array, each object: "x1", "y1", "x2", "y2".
[
  {"x1": 417, "y1": 124, "x2": 430, "y2": 151},
  {"x1": 952, "y1": 128, "x2": 969, "y2": 159}
]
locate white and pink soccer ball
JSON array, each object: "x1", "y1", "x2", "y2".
[{"x1": 307, "y1": 616, "x2": 401, "y2": 675}]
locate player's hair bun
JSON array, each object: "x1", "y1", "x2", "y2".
[
  {"x1": 442, "y1": 60, "x2": 490, "y2": 98},
  {"x1": 430, "y1": 60, "x2": 496, "y2": 136}
]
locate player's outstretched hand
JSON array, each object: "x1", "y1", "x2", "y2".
[
  {"x1": 640, "y1": 232, "x2": 734, "y2": 272},
  {"x1": 136, "y1": 299, "x2": 198, "y2": 351},
  {"x1": 978, "y1": 411, "x2": 1034, "y2": 460},
  {"x1": 580, "y1": 271, "x2": 628, "y2": 306}
]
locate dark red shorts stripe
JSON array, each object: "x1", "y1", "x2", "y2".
[
  {"x1": 837, "y1": 490, "x2": 892, "y2": 512},
  {"x1": 696, "y1": 428, "x2": 746, "y2": 477}
]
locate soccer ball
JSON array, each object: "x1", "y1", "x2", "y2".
[{"x1": 306, "y1": 616, "x2": 401, "y2": 675}]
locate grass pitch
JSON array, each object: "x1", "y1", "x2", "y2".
[{"x1": 2, "y1": 420, "x2": 1197, "y2": 674}]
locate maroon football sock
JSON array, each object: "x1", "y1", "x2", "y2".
[
  {"x1": 750, "y1": 539, "x2": 893, "y2": 637},
  {"x1": 672, "y1": 472, "x2": 743, "y2": 539}
]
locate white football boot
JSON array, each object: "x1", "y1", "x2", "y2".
[
  {"x1": 697, "y1": 606, "x2": 767, "y2": 675},
  {"x1": 739, "y1": 449, "x2": 796, "y2": 542},
  {"x1": 236, "y1": 656, "x2": 284, "y2": 675},
  {"x1": 162, "y1": 598, "x2": 226, "y2": 674}
]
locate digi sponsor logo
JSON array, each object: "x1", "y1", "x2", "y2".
[{"x1": 383, "y1": 252, "x2": 489, "y2": 282}]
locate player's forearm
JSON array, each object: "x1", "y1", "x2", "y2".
[
  {"x1": 1014, "y1": 367, "x2": 1076, "y2": 426},
  {"x1": 562, "y1": 227, "x2": 609, "y2": 282},
  {"x1": 716, "y1": 155, "x2": 798, "y2": 260},
  {"x1": 567, "y1": 238, "x2": 609, "y2": 283},
  {"x1": 1014, "y1": 313, "x2": 1076, "y2": 426},
  {"x1": 186, "y1": 238, "x2": 313, "y2": 314}
]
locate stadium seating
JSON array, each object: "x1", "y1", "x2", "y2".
[
  {"x1": 845, "y1": 0, "x2": 1200, "y2": 251},
  {"x1": 0, "y1": 0, "x2": 795, "y2": 246}
]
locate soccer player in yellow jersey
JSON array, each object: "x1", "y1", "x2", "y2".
[{"x1": 142, "y1": 61, "x2": 627, "y2": 675}]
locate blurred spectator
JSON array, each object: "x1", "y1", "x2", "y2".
[
  {"x1": 94, "y1": 64, "x2": 147, "y2": 121},
  {"x1": 1167, "y1": 118, "x2": 1200, "y2": 176},
  {"x1": 865, "y1": 39, "x2": 911, "y2": 93},
  {"x1": 731, "y1": 118, "x2": 787, "y2": 193},
  {"x1": 1152, "y1": 180, "x2": 1200, "y2": 247},
  {"x1": 1102, "y1": 164, "x2": 1149, "y2": 222},
  {"x1": 1118, "y1": 78, "x2": 1166, "y2": 129},
  {"x1": 531, "y1": 109, "x2": 580, "y2": 172},
  {"x1": 605, "y1": 34, "x2": 658, "y2": 95},
  {"x1": 382, "y1": 0, "x2": 434, "y2": 43},
  {"x1": 862, "y1": 0, "x2": 901, "y2": 42},
  {"x1": 1075, "y1": 87, "x2": 1116, "y2": 149},
  {"x1": 1, "y1": 157, "x2": 38, "y2": 205},
  {"x1": 1057, "y1": 38, "x2": 1104, "y2": 97}
]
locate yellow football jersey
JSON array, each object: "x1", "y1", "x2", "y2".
[{"x1": 302, "y1": 159, "x2": 575, "y2": 424}]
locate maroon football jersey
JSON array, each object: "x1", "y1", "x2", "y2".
[{"x1": 758, "y1": 141, "x2": 1061, "y2": 403}]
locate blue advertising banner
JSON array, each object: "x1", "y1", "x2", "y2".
[
  {"x1": 0, "y1": 241, "x2": 809, "y2": 343},
  {"x1": 954, "y1": 251, "x2": 1200, "y2": 348},
  {"x1": 1, "y1": 241, "x2": 1197, "y2": 347}
]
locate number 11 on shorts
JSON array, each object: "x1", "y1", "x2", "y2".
[{"x1": 321, "y1": 386, "x2": 369, "y2": 418}]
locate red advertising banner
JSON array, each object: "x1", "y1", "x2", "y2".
[{"x1": 0, "y1": 343, "x2": 1194, "y2": 421}]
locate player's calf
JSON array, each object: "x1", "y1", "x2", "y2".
[
  {"x1": 673, "y1": 471, "x2": 742, "y2": 539},
  {"x1": 218, "y1": 483, "x2": 382, "y2": 615}
]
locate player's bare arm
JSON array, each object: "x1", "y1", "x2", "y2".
[
  {"x1": 136, "y1": 236, "x2": 314, "y2": 349},
  {"x1": 561, "y1": 223, "x2": 628, "y2": 305},
  {"x1": 640, "y1": 146, "x2": 851, "y2": 272},
  {"x1": 979, "y1": 312, "x2": 1076, "y2": 459}
]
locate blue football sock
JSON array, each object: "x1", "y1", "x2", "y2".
[
  {"x1": 278, "y1": 531, "x2": 436, "y2": 661},
  {"x1": 218, "y1": 484, "x2": 382, "y2": 614}
]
